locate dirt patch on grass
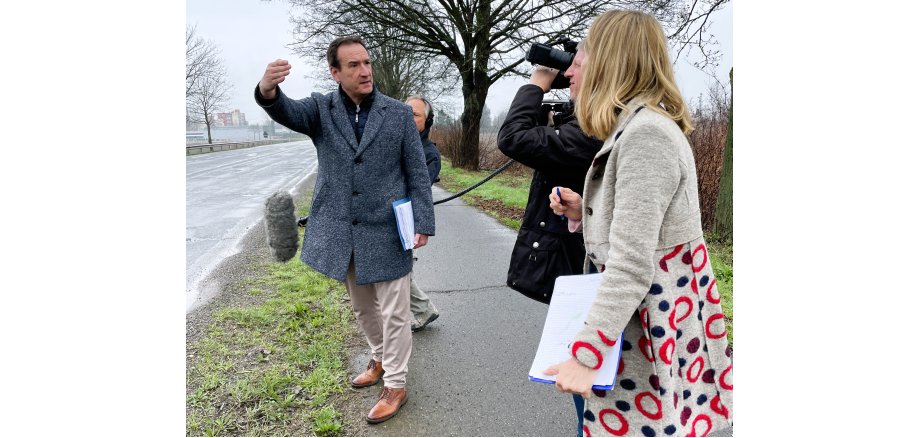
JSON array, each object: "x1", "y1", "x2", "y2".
[{"x1": 470, "y1": 197, "x2": 525, "y2": 225}]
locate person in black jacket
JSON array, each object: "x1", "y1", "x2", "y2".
[
  {"x1": 496, "y1": 47, "x2": 602, "y2": 438},
  {"x1": 498, "y1": 50, "x2": 603, "y2": 304},
  {"x1": 406, "y1": 96, "x2": 441, "y2": 332}
]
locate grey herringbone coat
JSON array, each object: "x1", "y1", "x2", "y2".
[{"x1": 256, "y1": 86, "x2": 435, "y2": 285}]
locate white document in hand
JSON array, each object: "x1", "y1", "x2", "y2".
[
  {"x1": 528, "y1": 273, "x2": 623, "y2": 390},
  {"x1": 392, "y1": 198, "x2": 414, "y2": 251}
]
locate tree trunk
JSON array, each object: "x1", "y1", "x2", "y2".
[
  {"x1": 713, "y1": 68, "x2": 733, "y2": 241},
  {"x1": 454, "y1": 5, "x2": 491, "y2": 171},
  {"x1": 204, "y1": 109, "x2": 213, "y2": 144},
  {"x1": 454, "y1": 68, "x2": 489, "y2": 170},
  {"x1": 456, "y1": 100, "x2": 482, "y2": 169}
]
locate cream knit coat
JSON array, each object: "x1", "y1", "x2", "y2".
[{"x1": 572, "y1": 98, "x2": 733, "y2": 436}]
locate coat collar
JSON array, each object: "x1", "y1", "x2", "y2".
[
  {"x1": 329, "y1": 90, "x2": 358, "y2": 150},
  {"x1": 355, "y1": 89, "x2": 387, "y2": 157},
  {"x1": 594, "y1": 96, "x2": 650, "y2": 158},
  {"x1": 328, "y1": 86, "x2": 388, "y2": 155},
  {"x1": 338, "y1": 85, "x2": 376, "y2": 112},
  {"x1": 419, "y1": 125, "x2": 432, "y2": 144}
]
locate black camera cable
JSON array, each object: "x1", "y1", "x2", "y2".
[
  {"x1": 297, "y1": 158, "x2": 516, "y2": 227},
  {"x1": 432, "y1": 159, "x2": 514, "y2": 205}
]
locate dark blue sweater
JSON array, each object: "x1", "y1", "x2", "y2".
[{"x1": 338, "y1": 86, "x2": 375, "y2": 144}]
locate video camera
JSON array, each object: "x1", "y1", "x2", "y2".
[
  {"x1": 538, "y1": 99, "x2": 576, "y2": 128},
  {"x1": 526, "y1": 38, "x2": 579, "y2": 89},
  {"x1": 526, "y1": 38, "x2": 579, "y2": 127}
]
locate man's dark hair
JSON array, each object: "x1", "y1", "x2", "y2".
[{"x1": 326, "y1": 36, "x2": 367, "y2": 69}]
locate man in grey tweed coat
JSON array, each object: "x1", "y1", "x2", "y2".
[{"x1": 255, "y1": 36, "x2": 435, "y2": 424}]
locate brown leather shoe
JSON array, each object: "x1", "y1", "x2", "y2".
[
  {"x1": 366, "y1": 386, "x2": 408, "y2": 424},
  {"x1": 351, "y1": 359, "x2": 384, "y2": 388}
]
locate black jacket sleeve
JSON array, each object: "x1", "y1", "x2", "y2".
[{"x1": 497, "y1": 84, "x2": 603, "y2": 172}]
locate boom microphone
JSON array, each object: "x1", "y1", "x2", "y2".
[{"x1": 263, "y1": 191, "x2": 299, "y2": 262}]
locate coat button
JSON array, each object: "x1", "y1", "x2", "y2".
[
  {"x1": 586, "y1": 207, "x2": 593, "y2": 215},
  {"x1": 539, "y1": 221, "x2": 546, "y2": 227},
  {"x1": 532, "y1": 242, "x2": 540, "y2": 248},
  {"x1": 354, "y1": 156, "x2": 363, "y2": 164},
  {"x1": 592, "y1": 172, "x2": 600, "y2": 180},
  {"x1": 352, "y1": 219, "x2": 359, "y2": 225},
  {"x1": 353, "y1": 191, "x2": 360, "y2": 195}
]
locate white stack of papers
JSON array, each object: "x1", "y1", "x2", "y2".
[
  {"x1": 528, "y1": 273, "x2": 623, "y2": 390},
  {"x1": 392, "y1": 198, "x2": 415, "y2": 251}
]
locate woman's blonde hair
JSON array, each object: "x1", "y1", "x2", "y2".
[{"x1": 576, "y1": 10, "x2": 694, "y2": 138}]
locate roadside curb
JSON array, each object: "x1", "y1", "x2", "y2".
[{"x1": 186, "y1": 138, "x2": 305, "y2": 155}]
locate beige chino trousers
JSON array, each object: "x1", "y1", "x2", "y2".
[{"x1": 344, "y1": 259, "x2": 412, "y2": 388}]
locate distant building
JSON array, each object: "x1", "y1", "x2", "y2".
[
  {"x1": 216, "y1": 112, "x2": 231, "y2": 127},
  {"x1": 231, "y1": 109, "x2": 247, "y2": 126},
  {"x1": 214, "y1": 109, "x2": 248, "y2": 127}
]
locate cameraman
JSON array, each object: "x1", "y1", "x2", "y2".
[{"x1": 497, "y1": 46, "x2": 602, "y2": 437}]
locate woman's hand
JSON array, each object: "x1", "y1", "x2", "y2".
[
  {"x1": 544, "y1": 357, "x2": 598, "y2": 398},
  {"x1": 549, "y1": 187, "x2": 583, "y2": 221}
]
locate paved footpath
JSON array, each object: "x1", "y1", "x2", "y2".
[{"x1": 350, "y1": 185, "x2": 732, "y2": 437}]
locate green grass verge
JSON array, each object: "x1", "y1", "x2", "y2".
[
  {"x1": 705, "y1": 236, "x2": 733, "y2": 346},
  {"x1": 438, "y1": 159, "x2": 733, "y2": 347},
  {"x1": 437, "y1": 160, "x2": 529, "y2": 229},
  {"x1": 186, "y1": 194, "x2": 351, "y2": 436}
]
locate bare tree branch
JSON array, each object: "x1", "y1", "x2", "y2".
[
  {"x1": 186, "y1": 29, "x2": 232, "y2": 144},
  {"x1": 280, "y1": 0, "x2": 730, "y2": 169},
  {"x1": 186, "y1": 25, "x2": 222, "y2": 96}
]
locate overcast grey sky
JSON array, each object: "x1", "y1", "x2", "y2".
[{"x1": 187, "y1": 0, "x2": 732, "y2": 126}]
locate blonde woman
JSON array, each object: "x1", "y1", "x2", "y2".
[{"x1": 547, "y1": 10, "x2": 733, "y2": 436}]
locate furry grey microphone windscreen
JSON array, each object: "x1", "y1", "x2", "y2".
[{"x1": 264, "y1": 191, "x2": 299, "y2": 262}]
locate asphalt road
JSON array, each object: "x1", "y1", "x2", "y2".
[{"x1": 185, "y1": 141, "x2": 317, "y2": 312}]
